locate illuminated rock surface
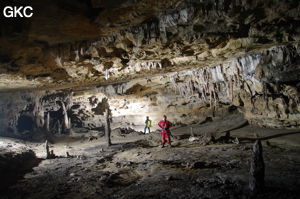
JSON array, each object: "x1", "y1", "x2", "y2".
[{"x1": 0, "y1": 0, "x2": 299, "y2": 198}]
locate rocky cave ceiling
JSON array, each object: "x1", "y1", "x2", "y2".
[{"x1": 0, "y1": 0, "x2": 299, "y2": 91}]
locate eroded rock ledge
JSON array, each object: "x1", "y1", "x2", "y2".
[
  {"x1": 0, "y1": 0, "x2": 299, "y2": 90},
  {"x1": 0, "y1": 43, "x2": 299, "y2": 138}
]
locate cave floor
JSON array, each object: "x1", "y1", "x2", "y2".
[{"x1": 1, "y1": 126, "x2": 300, "y2": 199}]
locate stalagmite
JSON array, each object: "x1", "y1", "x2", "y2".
[
  {"x1": 66, "y1": 152, "x2": 73, "y2": 158},
  {"x1": 55, "y1": 56, "x2": 63, "y2": 67},
  {"x1": 105, "y1": 69, "x2": 109, "y2": 80},
  {"x1": 45, "y1": 140, "x2": 50, "y2": 159},
  {"x1": 46, "y1": 112, "x2": 50, "y2": 132},
  {"x1": 74, "y1": 50, "x2": 79, "y2": 62},
  {"x1": 233, "y1": 137, "x2": 240, "y2": 144},
  {"x1": 104, "y1": 109, "x2": 112, "y2": 147},
  {"x1": 190, "y1": 127, "x2": 194, "y2": 137},
  {"x1": 49, "y1": 150, "x2": 56, "y2": 159},
  {"x1": 249, "y1": 140, "x2": 265, "y2": 195}
]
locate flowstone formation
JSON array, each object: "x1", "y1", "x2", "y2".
[
  {"x1": 0, "y1": 0, "x2": 299, "y2": 90},
  {"x1": 0, "y1": 1, "x2": 300, "y2": 199},
  {"x1": 0, "y1": 42, "x2": 299, "y2": 139},
  {"x1": 0, "y1": 0, "x2": 299, "y2": 137}
]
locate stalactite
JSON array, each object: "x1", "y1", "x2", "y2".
[
  {"x1": 213, "y1": 84, "x2": 218, "y2": 106},
  {"x1": 55, "y1": 56, "x2": 63, "y2": 67},
  {"x1": 105, "y1": 69, "x2": 109, "y2": 80},
  {"x1": 33, "y1": 96, "x2": 45, "y2": 129},
  {"x1": 65, "y1": 92, "x2": 74, "y2": 110},
  {"x1": 131, "y1": 61, "x2": 162, "y2": 72},
  {"x1": 169, "y1": 74, "x2": 178, "y2": 92},
  {"x1": 209, "y1": 86, "x2": 213, "y2": 107},
  {"x1": 61, "y1": 101, "x2": 70, "y2": 130},
  {"x1": 230, "y1": 78, "x2": 234, "y2": 102},
  {"x1": 166, "y1": 46, "x2": 271, "y2": 107}
]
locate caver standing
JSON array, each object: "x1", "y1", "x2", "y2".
[
  {"x1": 158, "y1": 115, "x2": 173, "y2": 148},
  {"x1": 144, "y1": 116, "x2": 151, "y2": 134}
]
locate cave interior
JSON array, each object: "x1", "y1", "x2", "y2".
[{"x1": 0, "y1": 0, "x2": 300, "y2": 199}]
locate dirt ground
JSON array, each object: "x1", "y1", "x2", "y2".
[{"x1": 0, "y1": 122, "x2": 300, "y2": 199}]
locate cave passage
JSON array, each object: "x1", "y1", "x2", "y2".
[
  {"x1": 0, "y1": 0, "x2": 300, "y2": 199},
  {"x1": 17, "y1": 114, "x2": 34, "y2": 133}
]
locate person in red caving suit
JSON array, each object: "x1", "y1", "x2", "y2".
[{"x1": 158, "y1": 115, "x2": 173, "y2": 148}]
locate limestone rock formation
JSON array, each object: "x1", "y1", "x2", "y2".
[
  {"x1": 249, "y1": 140, "x2": 265, "y2": 195},
  {"x1": 0, "y1": 0, "x2": 299, "y2": 137},
  {"x1": 0, "y1": 0, "x2": 299, "y2": 90},
  {"x1": 0, "y1": 2, "x2": 300, "y2": 199}
]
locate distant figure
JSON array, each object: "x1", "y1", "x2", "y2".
[
  {"x1": 144, "y1": 116, "x2": 151, "y2": 134},
  {"x1": 158, "y1": 115, "x2": 173, "y2": 148}
]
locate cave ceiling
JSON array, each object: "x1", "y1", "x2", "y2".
[{"x1": 0, "y1": 0, "x2": 299, "y2": 91}]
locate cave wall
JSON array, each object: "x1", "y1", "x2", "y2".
[
  {"x1": 1, "y1": 0, "x2": 299, "y2": 90},
  {"x1": 0, "y1": 82, "x2": 233, "y2": 138},
  {"x1": 0, "y1": 92, "x2": 37, "y2": 137},
  {"x1": 166, "y1": 43, "x2": 300, "y2": 128},
  {"x1": 0, "y1": 43, "x2": 299, "y2": 138},
  {"x1": 0, "y1": 90, "x2": 73, "y2": 137}
]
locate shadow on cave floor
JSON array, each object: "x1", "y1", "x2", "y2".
[
  {"x1": 1, "y1": 136, "x2": 299, "y2": 199},
  {"x1": 0, "y1": 149, "x2": 42, "y2": 195},
  {"x1": 238, "y1": 131, "x2": 300, "y2": 142},
  {"x1": 229, "y1": 125, "x2": 300, "y2": 147},
  {"x1": 1, "y1": 120, "x2": 300, "y2": 199},
  {"x1": 169, "y1": 113, "x2": 300, "y2": 147}
]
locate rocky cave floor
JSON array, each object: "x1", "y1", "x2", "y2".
[{"x1": 1, "y1": 123, "x2": 300, "y2": 199}]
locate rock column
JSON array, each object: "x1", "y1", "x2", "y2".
[
  {"x1": 61, "y1": 101, "x2": 70, "y2": 131},
  {"x1": 104, "y1": 109, "x2": 112, "y2": 147},
  {"x1": 249, "y1": 140, "x2": 265, "y2": 195},
  {"x1": 45, "y1": 140, "x2": 50, "y2": 159},
  {"x1": 45, "y1": 112, "x2": 50, "y2": 132}
]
